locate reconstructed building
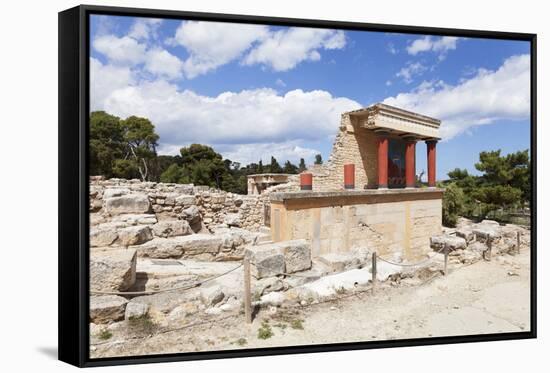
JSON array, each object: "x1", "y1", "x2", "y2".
[
  {"x1": 247, "y1": 173, "x2": 293, "y2": 195},
  {"x1": 269, "y1": 103, "x2": 444, "y2": 260}
]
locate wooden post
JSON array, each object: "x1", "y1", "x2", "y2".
[
  {"x1": 243, "y1": 257, "x2": 252, "y2": 324},
  {"x1": 517, "y1": 231, "x2": 521, "y2": 254},
  {"x1": 372, "y1": 252, "x2": 377, "y2": 295},
  {"x1": 443, "y1": 244, "x2": 449, "y2": 276},
  {"x1": 487, "y1": 238, "x2": 492, "y2": 261}
]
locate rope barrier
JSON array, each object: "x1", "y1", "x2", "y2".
[
  {"x1": 374, "y1": 245, "x2": 446, "y2": 268},
  {"x1": 90, "y1": 263, "x2": 243, "y2": 296}
]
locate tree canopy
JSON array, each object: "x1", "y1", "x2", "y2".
[
  {"x1": 440, "y1": 149, "x2": 530, "y2": 226},
  {"x1": 90, "y1": 111, "x2": 307, "y2": 192}
]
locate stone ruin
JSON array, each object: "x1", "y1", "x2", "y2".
[
  {"x1": 89, "y1": 176, "x2": 529, "y2": 347},
  {"x1": 88, "y1": 103, "x2": 531, "y2": 346}
]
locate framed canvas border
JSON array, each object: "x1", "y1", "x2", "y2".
[{"x1": 58, "y1": 4, "x2": 537, "y2": 367}]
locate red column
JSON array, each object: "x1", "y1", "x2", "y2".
[
  {"x1": 427, "y1": 140, "x2": 437, "y2": 187},
  {"x1": 405, "y1": 139, "x2": 416, "y2": 188},
  {"x1": 344, "y1": 164, "x2": 355, "y2": 189},
  {"x1": 377, "y1": 134, "x2": 388, "y2": 188},
  {"x1": 300, "y1": 173, "x2": 312, "y2": 190}
]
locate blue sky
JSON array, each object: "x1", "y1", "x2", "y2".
[{"x1": 90, "y1": 15, "x2": 531, "y2": 180}]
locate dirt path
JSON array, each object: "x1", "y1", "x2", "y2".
[{"x1": 92, "y1": 249, "x2": 530, "y2": 357}]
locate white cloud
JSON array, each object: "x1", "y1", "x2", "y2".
[
  {"x1": 387, "y1": 42, "x2": 398, "y2": 55},
  {"x1": 396, "y1": 62, "x2": 427, "y2": 83},
  {"x1": 144, "y1": 49, "x2": 183, "y2": 79},
  {"x1": 275, "y1": 78, "x2": 287, "y2": 87},
  {"x1": 383, "y1": 54, "x2": 530, "y2": 139},
  {"x1": 172, "y1": 21, "x2": 269, "y2": 78},
  {"x1": 243, "y1": 28, "x2": 346, "y2": 71},
  {"x1": 91, "y1": 67, "x2": 361, "y2": 150},
  {"x1": 93, "y1": 35, "x2": 147, "y2": 65},
  {"x1": 90, "y1": 58, "x2": 134, "y2": 111},
  {"x1": 406, "y1": 36, "x2": 459, "y2": 60},
  {"x1": 128, "y1": 18, "x2": 162, "y2": 40},
  {"x1": 218, "y1": 142, "x2": 320, "y2": 165}
]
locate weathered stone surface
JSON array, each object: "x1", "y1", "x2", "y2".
[
  {"x1": 90, "y1": 227, "x2": 118, "y2": 247},
  {"x1": 200, "y1": 285, "x2": 224, "y2": 306},
  {"x1": 182, "y1": 205, "x2": 201, "y2": 224},
  {"x1": 124, "y1": 302, "x2": 149, "y2": 320},
  {"x1": 223, "y1": 213, "x2": 241, "y2": 227},
  {"x1": 245, "y1": 239, "x2": 311, "y2": 278},
  {"x1": 469, "y1": 241, "x2": 488, "y2": 253},
  {"x1": 456, "y1": 228, "x2": 474, "y2": 242},
  {"x1": 319, "y1": 252, "x2": 362, "y2": 273},
  {"x1": 480, "y1": 219, "x2": 500, "y2": 226},
  {"x1": 112, "y1": 214, "x2": 157, "y2": 225},
  {"x1": 245, "y1": 245, "x2": 285, "y2": 279},
  {"x1": 90, "y1": 249, "x2": 137, "y2": 292},
  {"x1": 131, "y1": 290, "x2": 200, "y2": 314},
  {"x1": 430, "y1": 235, "x2": 467, "y2": 251},
  {"x1": 136, "y1": 234, "x2": 222, "y2": 258},
  {"x1": 90, "y1": 295, "x2": 128, "y2": 324},
  {"x1": 473, "y1": 225, "x2": 501, "y2": 240},
  {"x1": 281, "y1": 239, "x2": 312, "y2": 273},
  {"x1": 135, "y1": 237, "x2": 185, "y2": 259},
  {"x1": 105, "y1": 194, "x2": 151, "y2": 214},
  {"x1": 175, "y1": 195, "x2": 196, "y2": 206},
  {"x1": 167, "y1": 303, "x2": 199, "y2": 322},
  {"x1": 117, "y1": 225, "x2": 152, "y2": 246},
  {"x1": 103, "y1": 188, "x2": 130, "y2": 199},
  {"x1": 151, "y1": 220, "x2": 191, "y2": 238},
  {"x1": 178, "y1": 234, "x2": 222, "y2": 255}
]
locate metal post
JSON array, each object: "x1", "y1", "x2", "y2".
[
  {"x1": 443, "y1": 244, "x2": 448, "y2": 276},
  {"x1": 372, "y1": 252, "x2": 377, "y2": 295},
  {"x1": 517, "y1": 231, "x2": 521, "y2": 254},
  {"x1": 243, "y1": 257, "x2": 252, "y2": 324}
]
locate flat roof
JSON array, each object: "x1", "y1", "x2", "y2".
[
  {"x1": 270, "y1": 187, "x2": 444, "y2": 202},
  {"x1": 247, "y1": 173, "x2": 293, "y2": 178}
]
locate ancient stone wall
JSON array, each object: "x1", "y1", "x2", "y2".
[
  {"x1": 90, "y1": 178, "x2": 267, "y2": 232},
  {"x1": 308, "y1": 113, "x2": 378, "y2": 191}
]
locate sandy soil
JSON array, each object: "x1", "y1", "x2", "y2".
[{"x1": 91, "y1": 249, "x2": 531, "y2": 358}]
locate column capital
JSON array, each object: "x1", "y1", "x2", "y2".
[
  {"x1": 425, "y1": 138, "x2": 438, "y2": 145},
  {"x1": 401, "y1": 134, "x2": 419, "y2": 143}
]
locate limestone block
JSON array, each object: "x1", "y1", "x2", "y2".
[
  {"x1": 103, "y1": 188, "x2": 130, "y2": 199},
  {"x1": 182, "y1": 205, "x2": 201, "y2": 224},
  {"x1": 104, "y1": 193, "x2": 151, "y2": 214},
  {"x1": 456, "y1": 227, "x2": 474, "y2": 242},
  {"x1": 136, "y1": 234, "x2": 222, "y2": 258},
  {"x1": 90, "y1": 295, "x2": 128, "y2": 324},
  {"x1": 223, "y1": 213, "x2": 241, "y2": 227},
  {"x1": 473, "y1": 225, "x2": 501, "y2": 240},
  {"x1": 117, "y1": 225, "x2": 152, "y2": 246},
  {"x1": 90, "y1": 249, "x2": 137, "y2": 292},
  {"x1": 245, "y1": 239, "x2": 311, "y2": 278},
  {"x1": 175, "y1": 195, "x2": 196, "y2": 206},
  {"x1": 151, "y1": 220, "x2": 192, "y2": 238},
  {"x1": 124, "y1": 302, "x2": 149, "y2": 320},
  {"x1": 90, "y1": 227, "x2": 118, "y2": 247},
  {"x1": 200, "y1": 285, "x2": 224, "y2": 306},
  {"x1": 430, "y1": 235, "x2": 467, "y2": 251}
]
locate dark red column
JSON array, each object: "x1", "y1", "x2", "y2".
[
  {"x1": 300, "y1": 173, "x2": 312, "y2": 190},
  {"x1": 405, "y1": 139, "x2": 416, "y2": 188},
  {"x1": 427, "y1": 140, "x2": 437, "y2": 187},
  {"x1": 344, "y1": 164, "x2": 355, "y2": 189},
  {"x1": 377, "y1": 134, "x2": 388, "y2": 188}
]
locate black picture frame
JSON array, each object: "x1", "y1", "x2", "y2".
[{"x1": 58, "y1": 4, "x2": 537, "y2": 367}]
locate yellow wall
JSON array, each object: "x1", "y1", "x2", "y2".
[{"x1": 271, "y1": 191, "x2": 443, "y2": 260}]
